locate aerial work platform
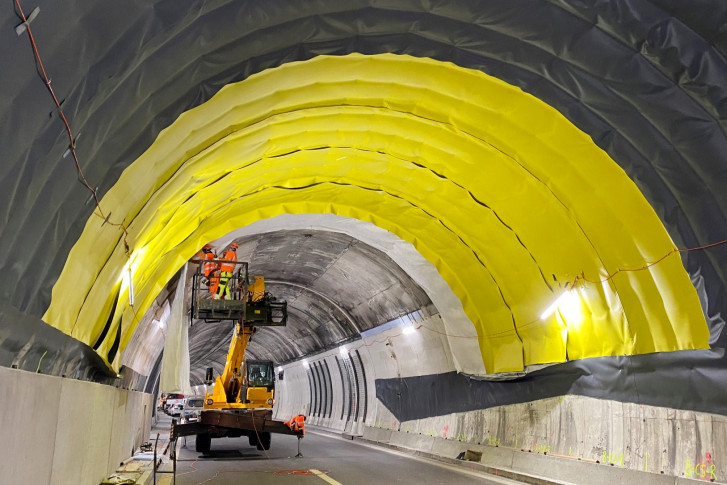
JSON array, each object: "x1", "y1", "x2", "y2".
[{"x1": 190, "y1": 259, "x2": 287, "y2": 325}]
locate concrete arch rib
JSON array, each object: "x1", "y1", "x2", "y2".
[{"x1": 217, "y1": 214, "x2": 484, "y2": 375}]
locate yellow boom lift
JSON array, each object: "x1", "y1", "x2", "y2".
[{"x1": 172, "y1": 258, "x2": 301, "y2": 453}]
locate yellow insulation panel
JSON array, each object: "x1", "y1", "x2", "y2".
[{"x1": 45, "y1": 54, "x2": 708, "y2": 374}]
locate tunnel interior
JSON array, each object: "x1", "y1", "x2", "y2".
[{"x1": 2, "y1": 1, "x2": 727, "y2": 483}]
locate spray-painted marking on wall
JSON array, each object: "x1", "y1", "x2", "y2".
[
  {"x1": 443, "y1": 425, "x2": 449, "y2": 438},
  {"x1": 456, "y1": 433, "x2": 467, "y2": 442},
  {"x1": 602, "y1": 451, "x2": 624, "y2": 466},
  {"x1": 487, "y1": 436, "x2": 501, "y2": 446},
  {"x1": 685, "y1": 453, "x2": 718, "y2": 481},
  {"x1": 535, "y1": 443, "x2": 551, "y2": 454}
]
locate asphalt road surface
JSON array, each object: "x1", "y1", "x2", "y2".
[{"x1": 162, "y1": 418, "x2": 527, "y2": 485}]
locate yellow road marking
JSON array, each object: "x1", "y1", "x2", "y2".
[{"x1": 310, "y1": 469, "x2": 343, "y2": 485}]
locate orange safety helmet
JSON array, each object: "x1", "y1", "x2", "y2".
[
  {"x1": 203, "y1": 244, "x2": 212, "y2": 251},
  {"x1": 230, "y1": 242, "x2": 238, "y2": 250}
]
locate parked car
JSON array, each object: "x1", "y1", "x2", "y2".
[
  {"x1": 164, "y1": 393, "x2": 185, "y2": 414},
  {"x1": 180, "y1": 398, "x2": 205, "y2": 423},
  {"x1": 169, "y1": 402, "x2": 185, "y2": 417}
]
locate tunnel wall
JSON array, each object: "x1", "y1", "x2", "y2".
[
  {"x1": 274, "y1": 314, "x2": 727, "y2": 483},
  {"x1": 372, "y1": 396, "x2": 727, "y2": 484},
  {"x1": 0, "y1": 367, "x2": 154, "y2": 485},
  {"x1": 273, "y1": 312, "x2": 455, "y2": 434}
]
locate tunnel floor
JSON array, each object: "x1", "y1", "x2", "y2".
[{"x1": 153, "y1": 414, "x2": 525, "y2": 485}]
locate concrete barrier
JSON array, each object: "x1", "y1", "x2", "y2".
[{"x1": 0, "y1": 367, "x2": 153, "y2": 485}]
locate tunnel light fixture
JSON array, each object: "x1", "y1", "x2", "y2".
[
  {"x1": 276, "y1": 366, "x2": 282, "y2": 373},
  {"x1": 127, "y1": 267, "x2": 134, "y2": 306},
  {"x1": 339, "y1": 346, "x2": 348, "y2": 356},
  {"x1": 302, "y1": 359, "x2": 310, "y2": 369},
  {"x1": 540, "y1": 289, "x2": 583, "y2": 326},
  {"x1": 402, "y1": 324, "x2": 415, "y2": 335},
  {"x1": 540, "y1": 291, "x2": 570, "y2": 320}
]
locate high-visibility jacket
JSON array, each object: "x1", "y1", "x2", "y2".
[
  {"x1": 219, "y1": 250, "x2": 237, "y2": 273},
  {"x1": 284, "y1": 414, "x2": 306, "y2": 435},
  {"x1": 203, "y1": 251, "x2": 218, "y2": 277}
]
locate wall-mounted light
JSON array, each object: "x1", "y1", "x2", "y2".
[
  {"x1": 119, "y1": 248, "x2": 146, "y2": 308},
  {"x1": 339, "y1": 346, "x2": 348, "y2": 356},
  {"x1": 540, "y1": 289, "x2": 584, "y2": 326},
  {"x1": 402, "y1": 324, "x2": 415, "y2": 335},
  {"x1": 302, "y1": 359, "x2": 310, "y2": 369},
  {"x1": 540, "y1": 291, "x2": 569, "y2": 320},
  {"x1": 127, "y1": 267, "x2": 134, "y2": 306}
]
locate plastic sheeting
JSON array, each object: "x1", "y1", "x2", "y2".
[
  {"x1": 158, "y1": 265, "x2": 192, "y2": 395},
  {"x1": 376, "y1": 346, "x2": 727, "y2": 419},
  {"x1": 45, "y1": 54, "x2": 707, "y2": 374}
]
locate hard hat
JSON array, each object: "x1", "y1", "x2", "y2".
[
  {"x1": 203, "y1": 244, "x2": 212, "y2": 250},
  {"x1": 230, "y1": 242, "x2": 239, "y2": 250}
]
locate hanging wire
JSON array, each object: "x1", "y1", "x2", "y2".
[{"x1": 13, "y1": 0, "x2": 131, "y2": 256}]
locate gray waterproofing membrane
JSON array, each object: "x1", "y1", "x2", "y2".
[{"x1": 1, "y1": 0, "x2": 726, "y2": 409}]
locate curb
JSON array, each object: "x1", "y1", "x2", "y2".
[{"x1": 354, "y1": 436, "x2": 574, "y2": 485}]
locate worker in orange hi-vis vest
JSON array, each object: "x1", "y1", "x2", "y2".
[
  {"x1": 215, "y1": 242, "x2": 238, "y2": 300},
  {"x1": 284, "y1": 414, "x2": 306, "y2": 435},
  {"x1": 201, "y1": 244, "x2": 220, "y2": 296}
]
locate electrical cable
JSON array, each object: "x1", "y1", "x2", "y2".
[
  {"x1": 250, "y1": 409, "x2": 271, "y2": 460},
  {"x1": 571, "y1": 237, "x2": 727, "y2": 287},
  {"x1": 13, "y1": 0, "x2": 131, "y2": 257}
]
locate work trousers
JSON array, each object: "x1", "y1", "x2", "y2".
[{"x1": 217, "y1": 271, "x2": 233, "y2": 299}]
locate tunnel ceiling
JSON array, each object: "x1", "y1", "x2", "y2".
[
  {"x1": 1, "y1": 1, "x2": 726, "y2": 387},
  {"x1": 186, "y1": 230, "x2": 433, "y2": 386}
]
